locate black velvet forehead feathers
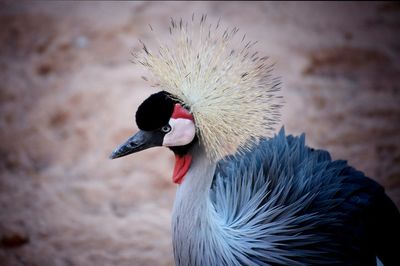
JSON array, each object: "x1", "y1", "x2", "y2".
[{"x1": 135, "y1": 91, "x2": 178, "y2": 131}]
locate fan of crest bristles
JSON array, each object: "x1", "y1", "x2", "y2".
[{"x1": 133, "y1": 14, "x2": 283, "y2": 161}]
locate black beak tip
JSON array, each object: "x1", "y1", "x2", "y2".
[
  {"x1": 109, "y1": 152, "x2": 116, "y2": 160},
  {"x1": 109, "y1": 130, "x2": 158, "y2": 160},
  {"x1": 109, "y1": 149, "x2": 122, "y2": 160},
  {"x1": 109, "y1": 145, "x2": 132, "y2": 160}
]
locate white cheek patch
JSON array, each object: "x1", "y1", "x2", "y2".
[{"x1": 162, "y1": 118, "x2": 196, "y2": 147}]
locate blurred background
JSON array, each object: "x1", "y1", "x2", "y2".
[{"x1": 0, "y1": 1, "x2": 399, "y2": 265}]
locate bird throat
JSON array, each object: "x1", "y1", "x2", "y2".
[{"x1": 173, "y1": 153, "x2": 192, "y2": 184}]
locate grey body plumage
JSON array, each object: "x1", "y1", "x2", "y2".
[{"x1": 172, "y1": 128, "x2": 399, "y2": 266}]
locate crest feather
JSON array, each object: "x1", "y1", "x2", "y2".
[{"x1": 134, "y1": 16, "x2": 283, "y2": 161}]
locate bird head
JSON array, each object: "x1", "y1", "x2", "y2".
[
  {"x1": 110, "y1": 15, "x2": 282, "y2": 184},
  {"x1": 110, "y1": 91, "x2": 198, "y2": 184}
]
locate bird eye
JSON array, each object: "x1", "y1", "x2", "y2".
[{"x1": 161, "y1": 125, "x2": 171, "y2": 133}]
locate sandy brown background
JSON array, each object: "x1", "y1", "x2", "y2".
[{"x1": 0, "y1": 2, "x2": 399, "y2": 266}]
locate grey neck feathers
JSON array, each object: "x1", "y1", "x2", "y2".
[{"x1": 171, "y1": 142, "x2": 222, "y2": 266}]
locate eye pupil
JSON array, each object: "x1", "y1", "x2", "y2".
[{"x1": 161, "y1": 125, "x2": 171, "y2": 133}]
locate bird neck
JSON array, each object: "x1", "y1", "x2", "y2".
[
  {"x1": 175, "y1": 142, "x2": 216, "y2": 202},
  {"x1": 171, "y1": 142, "x2": 219, "y2": 265}
]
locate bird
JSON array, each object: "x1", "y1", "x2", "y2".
[{"x1": 110, "y1": 15, "x2": 400, "y2": 266}]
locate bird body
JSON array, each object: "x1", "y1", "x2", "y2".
[
  {"x1": 111, "y1": 16, "x2": 400, "y2": 266},
  {"x1": 172, "y1": 129, "x2": 399, "y2": 265}
]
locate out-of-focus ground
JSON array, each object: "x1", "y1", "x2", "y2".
[{"x1": 0, "y1": 1, "x2": 399, "y2": 265}]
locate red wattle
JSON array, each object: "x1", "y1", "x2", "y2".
[{"x1": 173, "y1": 153, "x2": 192, "y2": 184}]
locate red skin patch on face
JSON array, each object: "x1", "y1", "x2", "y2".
[
  {"x1": 171, "y1": 104, "x2": 194, "y2": 184},
  {"x1": 171, "y1": 104, "x2": 194, "y2": 120},
  {"x1": 173, "y1": 154, "x2": 192, "y2": 184}
]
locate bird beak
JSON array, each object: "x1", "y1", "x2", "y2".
[{"x1": 110, "y1": 130, "x2": 162, "y2": 159}]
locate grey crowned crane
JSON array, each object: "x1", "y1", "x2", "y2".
[{"x1": 110, "y1": 16, "x2": 399, "y2": 266}]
